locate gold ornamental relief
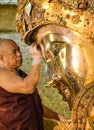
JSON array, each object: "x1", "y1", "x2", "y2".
[
  {"x1": 16, "y1": 0, "x2": 94, "y2": 39},
  {"x1": 16, "y1": 0, "x2": 94, "y2": 130}
]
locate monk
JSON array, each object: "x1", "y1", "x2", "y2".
[{"x1": 0, "y1": 39, "x2": 67, "y2": 130}]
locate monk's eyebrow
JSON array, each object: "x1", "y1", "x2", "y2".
[{"x1": 9, "y1": 47, "x2": 20, "y2": 53}]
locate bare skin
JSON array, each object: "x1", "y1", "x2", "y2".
[
  {"x1": 0, "y1": 39, "x2": 41, "y2": 94},
  {"x1": 0, "y1": 39, "x2": 67, "y2": 122}
]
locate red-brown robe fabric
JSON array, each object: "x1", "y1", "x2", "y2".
[{"x1": 0, "y1": 70, "x2": 44, "y2": 130}]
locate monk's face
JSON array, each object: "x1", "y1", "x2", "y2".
[{"x1": 0, "y1": 40, "x2": 23, "y2": 70}]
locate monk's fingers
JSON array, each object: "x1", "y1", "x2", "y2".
[{"x1": 40, "y1": 43, "x2": 46, "y2": 59}]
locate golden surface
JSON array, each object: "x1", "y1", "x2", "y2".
[
  {"x1": 16, "y1": 0, "x2": 94, "y2": 39},
  {"x1": 16, "y1": 0, "x2": 94, "y2": 129}
]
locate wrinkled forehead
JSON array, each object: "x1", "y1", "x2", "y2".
[{"x1": 0, "y1": 40, "x2": 19, "y2": 52}]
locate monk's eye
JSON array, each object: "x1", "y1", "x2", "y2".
[
  {"x1": 17, "y1": 48, "x2": 21, "y2": 53},
  {"x1": 10, "y1": 50, "x2": 16, "y2": 55},
  {"x1": 12, "y1": 50, "x2": 16, "y2": 54}
]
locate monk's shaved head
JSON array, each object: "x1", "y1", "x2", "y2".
[
  {"x1": 0, "y1": 39, "x2": 22, "y2": 69},
  {"x1": 0, "y1": 39, "x2": 18, "y2": 55},
  {"x1": 0, "y1": 39, "x2": 17, "y2": 47}
]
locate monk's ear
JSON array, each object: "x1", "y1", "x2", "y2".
[
  {"x1": 0, "y1": 55, "x2": 3, "y2": 61},
  {"x1": 0, "y1": 55, "x2": 4, "y2": 68}
]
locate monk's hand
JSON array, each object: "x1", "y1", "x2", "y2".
[
  {"x1": 29, "y1": 43, "x2": 42, "y2": 65},
  {"x1": 57, "y1": 114, "x2": 68, "y2": 122}
]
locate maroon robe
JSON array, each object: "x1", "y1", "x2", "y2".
[{"x1": 0, "y1": 70, "x2": 44, "y2": 130}]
